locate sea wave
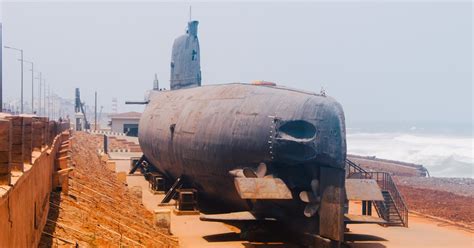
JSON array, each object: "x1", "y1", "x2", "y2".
[{"x1": 346, "y1": 132, "x2": 474, "y2": 178}]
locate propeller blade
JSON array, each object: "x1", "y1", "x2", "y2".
[
  {"x1": 299, "y1": 191, "x2": 311, "y2": 203},
  {"x1": 229, "y1": 169, "x2": 244, "y2": 177},
  {"x1": 256, "y1": 163, "x2": 267, "y2": 178},
  {"x1": 304, "y1": 203, "x2": 320, "y2": 217},
  {"x1": 243, "y1": 167, "x2": 258, "y2": 178},
  {"x1": 299, "y1": 191, "x2": 321, "y2": 203}
]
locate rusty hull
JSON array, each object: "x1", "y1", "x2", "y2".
[{"x1": 138, "y1": 83, "x2": 346, "y2": 238}]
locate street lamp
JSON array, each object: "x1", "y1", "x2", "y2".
[
  {"x1": 43, "y1": 79, "x2": 46, "y2": 117},
  {"x1": 19, "y1": 59, "x2": 34, "y2": 114},
  {"x1": 4, "y1": 45, "x2": 24, "y2": 114},
  {"x1": 35, "y1": 72, "x2": 42, "y2": 116}
]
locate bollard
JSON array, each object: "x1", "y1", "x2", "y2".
[
  {"x1": 103, "y1": 134, "x2": 108, "y2": 154},
  {"x1": 154, "y1": 209, "x2": 171, "y2": 233},
  {"x1": 130, "y1": 185, "x2": 143, "y2": 200}
]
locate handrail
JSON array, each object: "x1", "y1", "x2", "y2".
[
  {"x1": 345, "y1": 159, "x2": 370, "y2": 178},
  {"x1": 345, "y1": 159, "x2": 409, "y2": 227}
]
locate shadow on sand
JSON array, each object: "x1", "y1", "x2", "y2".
[
  {"x1": 203, "y1": 231, "x2": 300, "y2": 247},
  {"x1": 344, "y1": 232, "x2": 387, "y2": 248}
]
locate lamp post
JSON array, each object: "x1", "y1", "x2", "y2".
[
  {"x1": 20, "y1": 59, "x2": 34, "y2": 114},
  {"x1": 43, "y1": 79, "x2": 46, "y2": 117},
  {"x1": 4, "y1": 45, "x2": 24, "y2": 113},
  {"x1": 35, "y1": 72, "x2": 42, "y2": 116}
]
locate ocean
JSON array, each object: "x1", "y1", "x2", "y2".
[{"x1": 346, "y1": 124, "x2": 473, "y2": 178}]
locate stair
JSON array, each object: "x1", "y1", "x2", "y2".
[
  {"x1": 376, "y1": 190, "x2": 404, "y2": 226},
  {"x1": 346, "y1": 159, "x2": 409, "y2": 227}
]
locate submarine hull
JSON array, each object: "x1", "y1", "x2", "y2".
[
  {"x1": 139, "y1": 83, "x2": 347, "y2": 239},
  {"x1": 139, "y1": 83, "x2": 346, "y2": 210}
]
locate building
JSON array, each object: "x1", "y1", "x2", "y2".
[{"x1": 109, "y1": 111, "x2": 141, "y2": 136}]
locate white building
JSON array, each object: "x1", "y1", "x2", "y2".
[{"x1": 109, "y1": 111, "x2": 141, "y2": 136}]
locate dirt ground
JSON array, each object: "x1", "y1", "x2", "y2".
[
  {"x1": 353, "y1": 157, "x2": 474, "y2": 230},
  {"x1": 397, "y1": 185, "x2": 474, "y2": 227},
  {"x1": 395, "y1": 176, "x2": 474, "y2": 197},
  {"x1": 38, "y1": 132, "x2": 178, "y2": 247}
]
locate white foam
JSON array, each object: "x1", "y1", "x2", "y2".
[{"x1": 347, "y1": 132, "x2": 474, "y2": 178}]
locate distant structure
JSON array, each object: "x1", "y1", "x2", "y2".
[
  {"x1": 111, "y1": 97, "x2": 118, "y2": 113},
  {"x1": 153, "y1": 73, "x2": 159, "y2": 90},
  {"x1": 170, "y1": 20, "x2": 201, "y2": 90},
  {"x1": 109, "y1": 111, "x2": 141, "y2": 137},
  {"x1": 74, "y1": 88, "x2": 90, "y2": 131}
]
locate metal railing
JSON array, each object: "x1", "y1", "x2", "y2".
[{"x1": 345, "y1": 159, "x2": 409, "y2": 227}]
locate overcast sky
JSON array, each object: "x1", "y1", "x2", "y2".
[{"x1": 1, "y1": 1, "x2": 472, "y2": 128}]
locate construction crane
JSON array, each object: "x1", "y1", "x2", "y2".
[{"x1": 74, "y1": 88, "x2": 90, "y2": 130}]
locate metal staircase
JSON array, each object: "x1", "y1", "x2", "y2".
[{"x1": 346, "y1": 159, "x2": 408, "y2": 227}]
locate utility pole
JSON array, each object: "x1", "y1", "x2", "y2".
[
  {"x1": 21, "y1": 50, "x2": 23, "y2": 113},
  {"x1": 35, "y1": 72, "x2": 42, "y2": 116},
  {"x1": 30, "y1": 62, "x2": 34, "y2": 113},
  {"x1": 43, "y1": 80, "x2": 46, "y2": 117},
  {"x1": 47, "y1": 84, "x2": 51, "y2": 119},
  {"x1": 94, "y1": 91, "x2": 98, "y2": 131},
  {"x1": 51, "y1": 92, "x2": 55, "y2": 120},
  {"x1": 4, "y1": 45, "x2": 24, "y2": 113},
  {"x1": 20, "y1": 59, "x2": 34, "y2": 113}
]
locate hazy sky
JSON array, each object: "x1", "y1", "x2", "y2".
[{"x1": 1, "y1": 1, "x2": 472, "y2": 128}]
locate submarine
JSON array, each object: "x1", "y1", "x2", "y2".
[{"x1": 138, "y1": 20, "x2": 347, "y2": 246}]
